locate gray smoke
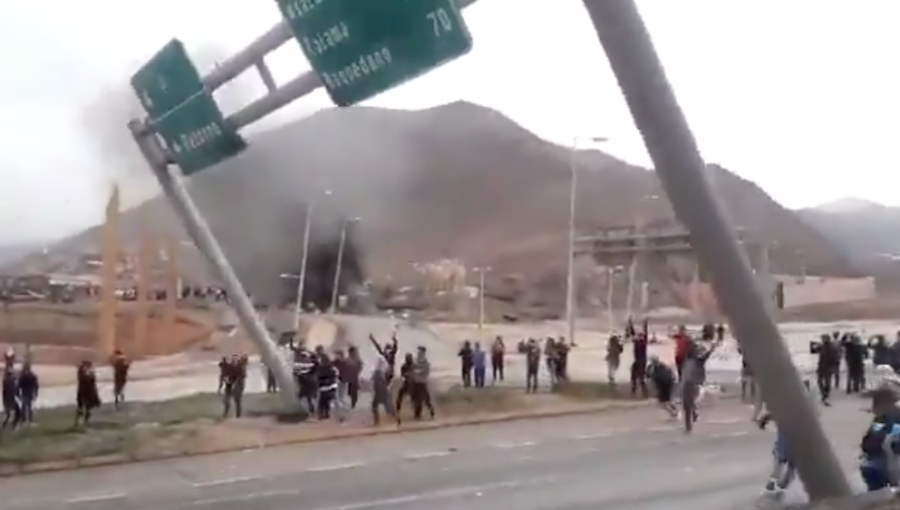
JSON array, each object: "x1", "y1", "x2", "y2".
[{"x1": 76, "y1": 43, "x2": 375, "y2": 308}]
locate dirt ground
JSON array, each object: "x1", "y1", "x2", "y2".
[
  {"x1": 0, "y1": 382, "x2": 637, "y2": 466},
  {"x1": 0, "y1": 302, "x2": 217, "y2": 364}
]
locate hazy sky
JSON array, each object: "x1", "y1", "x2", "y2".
[{"x1": 1, "y1": 0, "x2": 898, "y2": 244}]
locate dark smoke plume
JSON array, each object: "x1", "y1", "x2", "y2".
[{"x1": 77, "y1": 43, "x2": 368, "y2": 308}]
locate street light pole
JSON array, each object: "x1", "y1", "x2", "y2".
[
  {"x1": 330, "y1": 217, "x2": 359, "y2": 313},
  {"x1": 473, "y1": 266, "x2": 490, "y2": 330},
  {"x1": 580, "y1": 0, "x2": 850, "y2": 498},
  {"x1": 294, "y1": 189, "x2": 331, "y2": 329},
  {"x1": 568, "y1": 136, "x2": 608, "y2": 345}
]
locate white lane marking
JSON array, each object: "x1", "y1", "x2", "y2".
[
  {"x1": 647, "y1": 425, "x2": 676, "y2": 432},
  {"x1": 192, "y1": 475, "x2": 259, "y2": 488},
  {"x1": 405, "y1": 450, "x2": 452, "y2": 460},
  {"x1": 495, "y1": 440, "x2": 536, "y2": 449},
  {"x1": 706, "y1": 417, "x2": 741, "y2": 425},
  {"x1": 302, "y1": 476, "x2": 554, "y2": 510},
  {"x1": 306, "y1": 461, "x2": 365, "y2": 472},
  {"x1": 65, "y1": 493, "x2": 126, "y2": 504},
  {"x1": 573, "y1": 432, "x2": 615, "y2": 440},
  {"x1": 711, "y1": 431, "x2": 749, "y2": 439},
  {"x1": 191, "y1": 489, "x2": 297, "y2": 506}
]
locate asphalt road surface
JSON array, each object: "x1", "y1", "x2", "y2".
[{"x1": 0, "y1": 395, "x2": 876, "y2": 510}]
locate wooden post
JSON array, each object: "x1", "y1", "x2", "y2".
[
  {"x1": 97, "y1": 184, "x2": 120, "y2": 358},
  {"x1": 134, "y1": 217, "x2": 153, "y2": 358}
]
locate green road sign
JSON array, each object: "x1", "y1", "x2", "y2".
[
  {"x1": 276, "y1": 0, "x2": 473, "y2": 107},
  {"x1": 130, "y1": 39, "x2": 204, "y2": 121},
  {"x1": 152, "y1": 92, "x2": 247, "y2": 176},
  {"x1": 131, "y1": 38, "x2": 246, "y2": 175}
]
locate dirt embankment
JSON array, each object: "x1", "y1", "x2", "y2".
[{"x1": 0, "y1": 302, "x2": 216, "y2": 365}]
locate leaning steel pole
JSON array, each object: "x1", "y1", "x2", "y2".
[{"x1": 579, "y1": 0, "x2": 850, "y2": 499}]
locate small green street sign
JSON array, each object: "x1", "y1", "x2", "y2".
[
  {"x1": 152, "y1": 92, "x2": 247, "y2": 176},
  {"x1": 131, "y1": 38, "x2": 246, "y2": 175},
  {"x1": 276, "y1": 0, "x2": 473, "y2": 107},
  {"x1": 130, "y1": 39, "x2": 204, "y2": 121}
]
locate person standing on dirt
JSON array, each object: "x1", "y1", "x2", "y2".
[
  {"x1": 812, "y1": 334, "x2": 839, "y2": 406},
  {"x1": 555, "y1": 337, "x2": 570, "y2": 382},
  {"x1": 844, "y1": 334, "x2": 867, "y2": 394},
  {"x1": 525, "y1": 339, "x2": 541, "y2": 393},
  {"x1": 606, "y1": 334, "x2": 624, "y2": 388},
  {"x1": 680, "y1": 338, "x2": 721, "y2": 433},
  {"x1": 490, "y1": 336, "x2": 505, "y2": 383},
  {"x1": 370, "y1": 333, "x2": 398, "y2": 384},
  {"x1": 473, "y1": 342, "x2": 487, "y2": 388},
  {"x1": 217, "y1": 356, "x2": 229, "y2": 393},
  {"x1": 395, "y1": 352, "x2": 415, "y2": 417},
  {"x1": 221, "y1": 354, "x2": 247, "y2": 418},
  {"x1": 370, "y1": 357, "x2": 396, "y2": 426},
  {"x1": 75, "y1": 360, "x2": 100, "y2": 426},
  {"x1": 544, "y1": 338, "x2": 558, "y2": 387},
  {"x1": 458, "y1": 340, "x2": 474, "y2": 388},
  {"x1": 630, "y1": 331, "x2": 649, "y2": 398},
  {"x1": 18, "y1": 363, "x2": 38, "y2": 425},
  {"x1": 1, "y1": 366, "x2": 21, "y2": 429},
  {"x1": 316, "y1": 352, "x2": 340, "y2": 420},
  {"x1": 344, "y1": 346, "x2": 363, "y2": 409},
  {"x1": 110, "y1": 349, "x2": 131, "y2": 409},
  {"x1": 411, "y1": 346, "x2": 435, "y2": 420}
]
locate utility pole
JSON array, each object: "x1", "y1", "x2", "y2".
[
  {"x1": 580, "y1": 0, "x2": 850, "y2": 499},
  {"x1": 126, "y1": 0, "x2": 481, "y2": 408}
]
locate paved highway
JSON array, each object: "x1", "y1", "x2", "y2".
[{"x1": 0, "y1": 397, "x2": 874, "y2": 510}]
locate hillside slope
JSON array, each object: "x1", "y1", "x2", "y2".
[{"x1": 4, "y1": 101, "x2": 856, "y2": 306}]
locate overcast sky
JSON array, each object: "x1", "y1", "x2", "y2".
[{"x1": 1, "y1": 0, "x2": 898, "y2": 244}]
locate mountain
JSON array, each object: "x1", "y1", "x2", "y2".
[
  {"x1": 797, "y1": 198, "x2": 900, "y2": 270},
  {"x1": 1, "y1": 101, "x2": 857, "y2": 307},
  {"x1": 0, "y1": 243, "x2": 41, "y2": 267}
]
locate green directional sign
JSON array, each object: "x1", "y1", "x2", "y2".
[
  {"x1": 276, "y1": 0, "x2": 473, "y2": 107},
  {"x1": 130, "y1": 39, "x2": 204, "y2": 121},
  {"x1": 131, "y1": 38, "x2": 246, "y2": 175},
  {"x1": 152, "y1": 92, "x2": 247, "y2": 176}
]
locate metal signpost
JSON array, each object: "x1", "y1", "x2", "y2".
[
  {"x1": 131, "y1": 40, "x2": 246, "y2": 175},
  {"x1": 127, "y1": 0, "x2": 479, "y2": 408},
  {"x1": 579, "y1": 0, "x2": 851, "y2": 499}
]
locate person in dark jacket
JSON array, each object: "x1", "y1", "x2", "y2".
[
  {"x1": 316, "y1": 354, "x2": 339, "y2": 420},
  {"x1": 395, "y1": 353, "x2": 415, "y2": 418},
  {"x1": 630, "y1": 332, "x2": 649, "y2": 397},
  {"x1": 458, "y1": 341, "x2": 473, "y2": 387},
  {"x1": 525, "y1": 340, "x2": 541, "y2": 393},
  {"x1": 811, "y1": 334, "x2": 840, "y2": 406},
  {"x1": 2, "y1": 367, "x2": 21, "y2": 429},
  {"x1": 871, "y1": 335, "x2": 893, "y2": 368},
  {"x1": 843, "y1": 334, "x2": 867, "y2": 394},
  {"x1": 648, "y1": 356, "x2": 677, "y2": 419},
  {"x1": 18, "y1": 363, "x2": 38, "y2": 424},
  {"x1": 75, "y1": 360, "x2": 100, "y2": 426},
  {"x1": 490, "y1": 336, "x2": 505, "y2": 383},
  {"x1": 337, "y1": 346, "x2": 363, "y2": 409},
  {"x1": 221, "y1": 354, "x2": 247, "y2": 418},
  {"x1": 370, "y1": 333, "x2": 398, "y2": 384}
]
